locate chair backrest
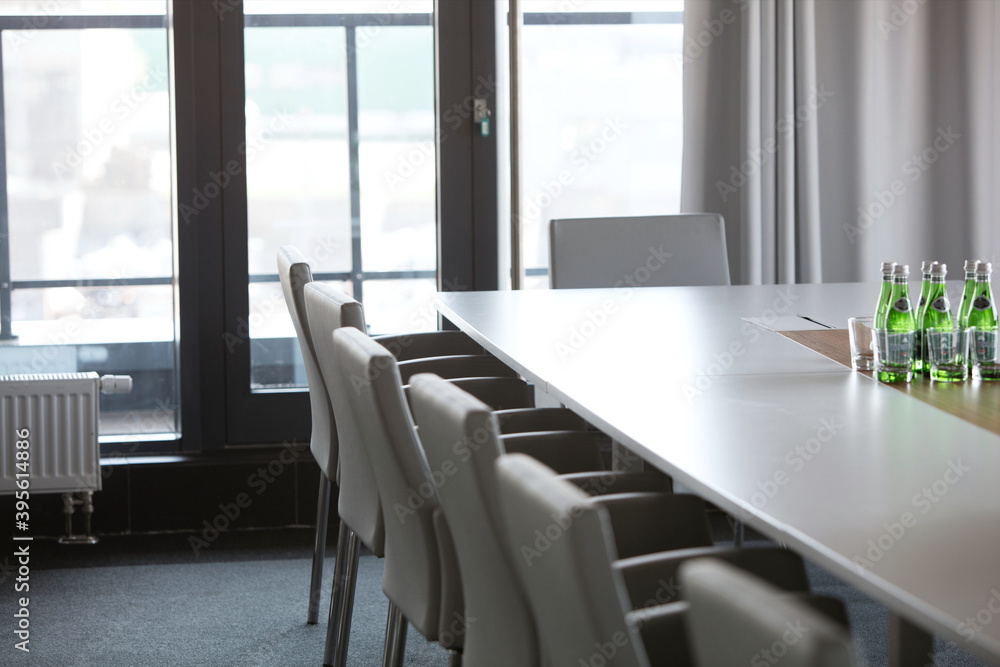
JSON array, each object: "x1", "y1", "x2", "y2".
[
  {"x1": 681, "y1": 559, "x2": 856, "y2": 667},
  {"x1": 408, "y1": 373, "x2": 542, "y2": 667},
  {"x1": 276, "y1": 246, "x2": 335, "y2": 476},
  {"x1": 302, "y1": 282, "x2": 385, "y2": 557},
  {"x1": 331, "y1": 326, "x2": 447, "y2": 640},
  {"x1": 495, "y1": 453, "x2": 646, "y2": 667},
  {"x1": 549, "y1": 214, "x2": 730, "y2": 289}
]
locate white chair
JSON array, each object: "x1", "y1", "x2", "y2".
[
  {"x1": 548, "y1": 213, "x2": 730, "y2": 289},
  {"x1": 681, "y1": 558, "x2": 856, "y2": 666},
  {"x1": 494, "y1": 454, "x2": 824, "y2": 667},
  {"x1": 276, "y1": 246, "x2": 337, "y2": 625},
  {"x1": 408, "y1": 374, "x2": 675, "y2": 666},
  {"x1": 302, "y1": 280, "x2": 596, "y2": 666}
]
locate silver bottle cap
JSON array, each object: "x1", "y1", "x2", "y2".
[
  {"x1": 930, "y1": 263, "x2": 947, "y2": 277},
  {"x1": 893, "y1": 264, "x2": 909, "y2": 278},
  {"x1": 881, "y1": 262, "x2": 896, "y2": 275},
  {"x1": 965, "y1": 259, "x2": 980, "y2": 273},
  {"x1": 976, "y1": 262, "x2": 993, "y2": 277},
  {"x1": 921, "y1": 261, "x2": 934, "y2": 274}
]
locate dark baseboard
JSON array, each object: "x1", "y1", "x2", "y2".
[{"x1": 1, "y1": 448, "x2": 334, "y2": 540}]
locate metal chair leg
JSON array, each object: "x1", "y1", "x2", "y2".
[
  {"x1": 733, "y1": 519, "x2": 745, "y2": 547},
  {"x1": 381, "y1": 602, "x2": 408, "y2": 667},
  {"x1": 324, "y1": 524, "x2": 360, "y2": 667},
  {"x1": 308, "y1": 474, "x2": 332, "y2": 624}
]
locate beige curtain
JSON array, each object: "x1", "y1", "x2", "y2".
[{"x1": 682, "y1": 0, "x2": 1000, "y2": 284}]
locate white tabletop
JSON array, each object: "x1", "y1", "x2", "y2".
[{"x1": 435, "y1": 283, "x2": 1000, "y2": 664}]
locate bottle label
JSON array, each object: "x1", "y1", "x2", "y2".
[
  {"x1": 974, "y1": 296, "x2": 992, "y2": 311},
  {"x1": 973, "y1": 330, "x2": 998, "y2": 363},
  {"x1": 931, "y1": 297, "x2": 950, "y2": 313},
  {"x1": 925, "y1": 330, "x2": 956, "y2": 365},
  {"x1": 892, "y1": 298, "x2": 911, "y2": 313}
]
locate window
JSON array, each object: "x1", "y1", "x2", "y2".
[
  {"x1": 498, "y1": 0, "x2": 685, "y2": 288},
  {"x1": 0, "y1": 1, "x2": 177, "y2": 438},
  {"x1": 242, "y1": 1, "x2": 437, "y2": 390}
]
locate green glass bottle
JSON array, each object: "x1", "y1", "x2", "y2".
[
  {"x1": 877, "y1": 264, "x2": 915, "y2": 383},
  {"x1": 921, "y1": 264, "x2": 955, "y2": 380},
  {"x1": 967, "y1": 262, "x2": 998, "y2": 332},
  {"x1": 913, "y1": 260, "x2": 936, "y2": 375},
  {"x1": 874, "y1": 261, "x2": 896, "y2": 329},
  {"x1": 958, "y1": 259, "x2": 981, "y2": 328}
]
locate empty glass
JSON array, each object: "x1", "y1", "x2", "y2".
[
  {"x1": 847, "y1": 317, "x2": 875, "y2": 371},
  {"x1": 925, "y1": 326, "x2": 969, "y2": 382}
]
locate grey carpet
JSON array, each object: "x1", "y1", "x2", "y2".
[
  {"x1": 0, "y1": 530, "x2": 449, "y2": 666},
  {"x1": 0, "y1": 528, "x2": 993, "y2": 666}
]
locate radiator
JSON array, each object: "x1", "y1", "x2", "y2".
[{"x1": 0, "y1": 372, "x2": 132, "y2": 495}]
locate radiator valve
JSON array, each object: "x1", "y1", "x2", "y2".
[{"x1": 99, "y1": 375, "x2": 133, "y2": 394}]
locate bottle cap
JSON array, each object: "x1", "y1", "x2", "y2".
[
  {"x1": 921, "y1": 261, "x2": 934, "y2": 274},
  {"x1": 893, "y1": 264, "x2": 910, "y2": 277},
  {"x1": 965, "y1": 259, "x2": 980, "y2": 273},
  {"x1": 881, "y1": 262, "x2": 896, "y2": 274},
  {"x1": 930, "y1": 263, "x2": 947, "y2": 277},
  {"x1": 976, "y1": 262, "x2": 993, "y2": 277}
]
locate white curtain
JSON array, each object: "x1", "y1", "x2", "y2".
[{"x1": 682, "y1": 0, "x2": 1000, "y2": 285}]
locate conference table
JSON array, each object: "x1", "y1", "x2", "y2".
[{"x1": 434, "y1": 282, "x2": 1000, "y2": 667}]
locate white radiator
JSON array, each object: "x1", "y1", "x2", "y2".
[{"x1": 0, "y1": 372, "x2": 132, "y2": 495}]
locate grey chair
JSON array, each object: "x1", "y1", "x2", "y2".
[
  {"x1": 301, "y1": 277, "x2": 607, "y2": 666},
  {"x1": 281, "y1": 247, "x2": 491, "y2": 631},
  {"x1": 331, "y1": 326, "x2": 467, "y2": 666},
  {"x1": 548, "y1": 213, "x2": 730, "y2": 289},
  {"x1": 681, "y1": 558, "x2": 856, "y2": 666},
  {"x1": 276, "y1": 246, "x2": 338, "y2": 624},
  {"x1": 408, "y1": 373, "x2": 675, "y2": 667},
  {"x1": 494, "y1": 454, "x2": 818, "y2": 667},
  {"x1": 302, "y1": 282, "x2": 384, "y2": 667}
]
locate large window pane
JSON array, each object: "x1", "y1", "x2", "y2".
[
  {"x1": 245, "y1": 4, "x2": 436, "y2": 389},
  {"x1": 0, "y1": 7, "x2": 177, "y2": 437},
  {"x1": 501, "y1": 1, "x2": 685, "y2": 288},
  {"x1": 244, "y1": 0, "x2": 432, "y2": 14}
]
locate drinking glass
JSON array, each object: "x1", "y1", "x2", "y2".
[
  {"x1": 873, "y1": 329, "x2": 914, "y2": 383},
  {"x1": 971, "y1": 326, "x2": 1000, "y2": 381},
  {"x1": 847, "y1": 317, "x2": 874, "y2": 371},
  {"x1": 925, "y1": 326, "x2": 969, "y2": 382}
]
